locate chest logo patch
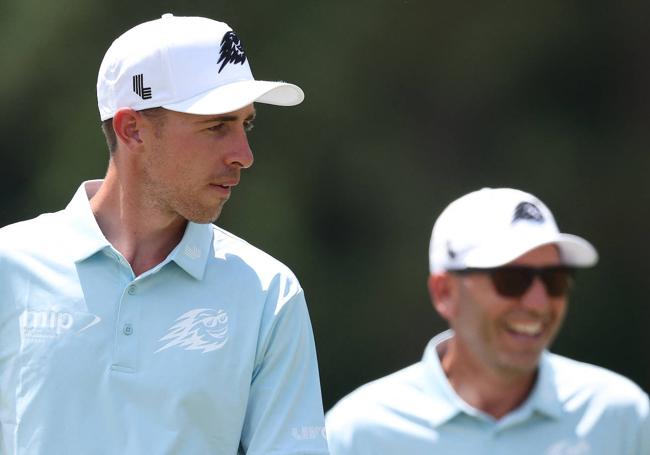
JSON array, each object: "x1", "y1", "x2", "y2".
[
  {"x1": 155, "y1": 308, "x2": 229, "y2": 354},
  {"x1": 21, "y1": 309, "x2": 102, "y2": 340}
]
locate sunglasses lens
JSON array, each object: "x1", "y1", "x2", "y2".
[
  {"x1": 490, "y1": 268, "x2": 533, "y2": 297},
  {"x1": 541, "y1": 268, "x2": 574, "y2": 297},
  {"x1": 456, "y1": 266, "x2": 576, "y2": 298}
]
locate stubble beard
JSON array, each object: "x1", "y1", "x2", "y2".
[
  {"x1": 143, "y1": 139, "x2": 228, "y2": 225},
  {"x1": 145, "y1": 180, "x2": 227, "y2": 225},
  {"x1": 186, "y1": 200, "x2": 226, "y2": 224}
]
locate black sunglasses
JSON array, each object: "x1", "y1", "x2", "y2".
[{"x1": 451, "y1": 266, "x2": 576, "y2": 298}]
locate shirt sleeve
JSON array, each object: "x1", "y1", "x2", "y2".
[
  {"x1": 325, "y1": 405, "x2": 356, "y2": 455},
  {"x1": 633, "y1": 393, "x2": 650, "y2": 455},
  {"x1": 0, "y1": 248, "x2": 19, "y2": 455},
  {"x1": 239, "y1": 282, "x2": 328, "y2": 455}
]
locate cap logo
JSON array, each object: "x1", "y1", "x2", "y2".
[
  {"x1": 446, "y1": 241, "x2": 457, "y2": 259},
  {"x1": 512, "y1": 201, "x2": 544, "y2": 223},
  {"x1": 132, "y1": 74, "x2": 152, "y2": 100},
  {"x1": 217, "y1": 31, "x2": 247, "y2": 73}
]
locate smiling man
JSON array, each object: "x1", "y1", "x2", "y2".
[
  {"x1": 326, "y1": 188, "x2": 650, "y2": 454},
  {"x1": 0, "y1": 14, "x2": 328, "y2": 455}
]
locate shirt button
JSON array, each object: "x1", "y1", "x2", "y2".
[
  {"x1": 127, "y1": 285, "x2": 137, "y2": 295},
  {"x1": 123, "y1": 324, "x2": 133, "y2": 336}
]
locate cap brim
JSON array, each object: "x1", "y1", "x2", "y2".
[
  {"x1": 553, "y1": 234, "x2": 599, "y2": 267},
  {"x1": 464, "y1": 233, "x2": 598, "y2": 269},
  {"x1": 162, "y1": 80, "x2": 304, "y2": 115}
]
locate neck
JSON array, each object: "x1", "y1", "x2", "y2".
[
  {"x1": 440, "y1": 338, "x2": 537, "y2": 420},
  {"x1": 90, "y1": 165, "x2": 186, "y2": 276}
]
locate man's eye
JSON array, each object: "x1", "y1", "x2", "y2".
[
  {"x1": 208, "y1": 123, "x2": 224, "y2": 132},
  {"x1": 244, "y1": 121, "x2": 254, "y2": 132}
]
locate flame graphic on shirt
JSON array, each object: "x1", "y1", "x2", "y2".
[{"x1": 155, "y1": 308, "x2": 229, "y2": 354}]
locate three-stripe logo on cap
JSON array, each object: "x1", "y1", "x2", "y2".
[{"x1": 132, "y1": 74, "x2": 152, "y2": 100}]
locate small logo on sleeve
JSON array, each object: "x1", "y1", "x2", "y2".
[
  {"x1": 133, "y1": 74, "x2": 152, "y2": 100},
  {"x1": 155, "y1": 308, "x2": 229, "y2": 354},
  {"x1": 291, "y1": 426, "x2": 327, "y2": 441}
]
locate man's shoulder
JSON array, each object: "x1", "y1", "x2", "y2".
[
  {"x1": 326, "y1": 362, "x2": 429, "y2": 427},
  {"x1": 0, "y1": 211, "x2": 63, "y2": 253},
  {"x1": 209, "y1": 224, "x2": 299, "y2": 283},
  {"x1": 325, "y1": 361, "x2": 447, "y2": 454},
  {"x1": 548, "y1": 352, "x2": 649, "y2": 410}
]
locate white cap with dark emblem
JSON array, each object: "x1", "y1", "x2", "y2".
[
  {"x1": 429, "y1": 187, "x2": 598, "y2": 273},
  {"x1": 97, "y1": 13, "x2": 304, "y2": 121}
]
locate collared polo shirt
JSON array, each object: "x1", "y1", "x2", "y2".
[
  {"x1": 326, "y1": 330, "x2": 650, "y2": 454},
  {"x1": 0, "y1": 181, "x2": 328, "y2": 455}
]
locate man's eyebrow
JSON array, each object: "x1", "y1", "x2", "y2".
[{"x1": 196, "y1": 111, "x2": 257, "y2": 124}]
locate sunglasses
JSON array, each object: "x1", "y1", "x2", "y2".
[{"x1": 451, "y1": 266, "x2": 576, "y2": 298}]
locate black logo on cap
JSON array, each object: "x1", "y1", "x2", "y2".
[
  {"x1": 217, "y1": 31, "x2": 247, "y2": 73},
  {"x1": 133, "y1": 74, "x2": 152, "y2": 100},
  {"x1": 446, "y1": 241, "x2": 457, "y2": 259},
  {"x1": 512, "y1": 201, "x2": 544, "y2": 223}
]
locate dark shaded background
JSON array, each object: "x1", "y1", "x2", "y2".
[{"x1": 2, "y1": 0, "x2": 650, "y2": 410}]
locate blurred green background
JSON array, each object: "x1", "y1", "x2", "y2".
[{"x1": 2, "y1": 0, "x2": 649, "y2": 410}]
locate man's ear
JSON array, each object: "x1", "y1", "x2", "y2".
[
  {"x1": 428, "y1": 273, "x2": 457, "y2": 322},
  {"x1": 112, "y1": 108, "x2": 143, "y2": 150}
]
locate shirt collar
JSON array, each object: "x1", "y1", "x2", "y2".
[
  {"x1": 521, "y1": 351, "x2": 563, "y2": 420},
  {"x1": 168, "y1": 221, "x2": 212, "y2": 281},
  {"x1": 489, "y1": 351, "x2": 563, "y2": 431},
  {"x1": 420, "y1": 330, "x2": 563, "y2": 428},
  {"x1": 64, "y1": 180, "x2": 213, "y2": 280},
  {"x1": 420, "y1": 330, "x2": 465, "y2": 427},
  {"x1": 64, "y1": 180, "x2": 111, "y2": 263}
]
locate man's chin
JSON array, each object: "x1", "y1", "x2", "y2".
[
  {"x1": 498, "y1": 353, "x2": 543, "y2": 376},
  {"x1": 192, "y1": 214, "x2": 221, "y2": 224},
  {"x1": 184, "y1": 206, "x2": 224, "y2": 224}
]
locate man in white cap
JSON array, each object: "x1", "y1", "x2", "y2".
[
  {"x1": 326, "y1": 188, "x2": 650, "y2": 454},
  {"x1": 0, "y1": 14, "x2": 328, "y2": 454}
]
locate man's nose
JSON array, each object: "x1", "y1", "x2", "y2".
[
  {"x1": 520, "y1": 276, "x2": 551, "y2": 309},
  {"x1": 226, "y1": 127, "x2": 254, "y2": 169}
]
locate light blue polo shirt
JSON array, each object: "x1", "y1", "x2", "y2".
[
  {"x1": 326, "y1": 330, "x2": 650, "y2": 455},
  {"x1": 0, "y1": 181, "x2": 328, "y2": 455}
]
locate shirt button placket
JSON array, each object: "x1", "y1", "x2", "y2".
[{"x1": 112, "y1": 282, "x2": 141, "y2": 373}]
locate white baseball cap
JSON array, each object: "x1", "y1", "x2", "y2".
[
  {"x1": 97, "y1": 13, "x2": 304, "y2": 121},
  {"x1": 429, "y1": 188, "x2": 598, "y2": 273}
]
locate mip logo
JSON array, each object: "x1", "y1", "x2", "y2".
[
  {"x1": 20, "y1": 309, "x2": 101, "y2": 339},
  {"x1": 217, "y1": 31, "x2": 247, "y2": 73}
]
